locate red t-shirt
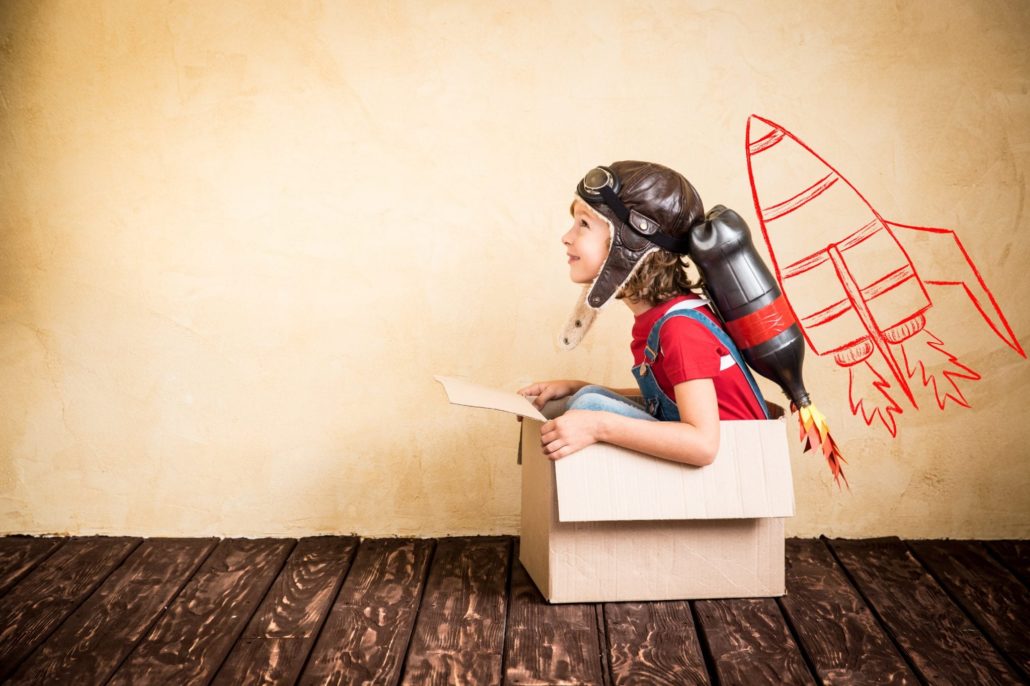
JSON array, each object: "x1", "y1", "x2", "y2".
[{"x1": 630, "y1": 294, "x2": 766, "y2": 421}]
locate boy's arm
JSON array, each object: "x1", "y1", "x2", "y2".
[
  {"x1": 519, "y1": 381, "x2": 642, "y2": 409},
  {"x1": 518, "y1": 380, "x2": 587, "y2": 409},
  {"x1": 539, "y1": 379, "x2": 719, "y2": 465},
  {"x1": 595, "y1": 379, "x2": 720, "y2": 467}
]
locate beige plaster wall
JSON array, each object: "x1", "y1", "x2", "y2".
[{"x1": 1, "y1": 0, "x2": 1027, "y2": 538}]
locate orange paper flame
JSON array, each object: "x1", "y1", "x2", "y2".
[{"x1": 795, "y1": 403, "x2": 849, "y2": 490}]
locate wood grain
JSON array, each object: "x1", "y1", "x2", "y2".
[
  {"x1": 909, "y1": 539, "x2": 1030, "y2": 680},
  {"x1": 0, "y1": 536, "x2": 140, "y2": 679},
  {"x1": 0, "y1": 536, "x2": 65, "y2": 597},
  {"x1": 604, "y1": 600, "x2": 709, "y2": 686},
  {"x1": 985, "y1": 540, "x2": 1029, "y2": 586},
  {"x1": 503, "y1": 540, "x2": 607, "y2": 686},
  {"x1": 210, "y1": 535, "x2": 360, "y2": 686},
  {"x1": 400, "y1": 536, "x2": 511, "y2": 686},
  {"x1": 298, "y1": 537, "x2": 435, "y2": 686},
  {"x1": 0, "y1": 534, "x2": 1025, "y2": 685},
  {"x1": 830, "y1": 537, "x2": 1022, "y2": 685},
  {"x1": 5, "y1": 537, "x2": 216, "y2": 685},
  {"x1": 780, "y1": 538, "x2": 916, "y2": 684},
  {"x1": 106, "y1": 537, "x2": 295, "y2": 686},
  {"x1": 694, "y1": 597, "x2": 815, "y2": 685}
]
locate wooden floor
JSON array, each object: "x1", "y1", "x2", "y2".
[{"x1": 0, "y1": 535, "x2": 1025, "y2": 685}]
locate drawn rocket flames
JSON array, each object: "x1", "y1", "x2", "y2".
[{"x1": 745, "y1": 115, "x2": 1025, "y2": 454}]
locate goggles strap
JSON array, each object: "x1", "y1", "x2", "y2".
[
  {"x1": 598, "y1": 185, "x2": 631, "y2": 224},
  {"x1": 598, "y1": 185, "x2": 692, "y2": 254},
  {"x1": 638, "y1": 225, "x2": 693, "y2": 253}
]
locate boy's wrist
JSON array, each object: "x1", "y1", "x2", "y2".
[{"x1": 596, "y1": 411, "x2": 618, "y2": 443}]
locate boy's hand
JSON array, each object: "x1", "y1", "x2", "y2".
[
  {"x1": 517, "y1": 380, "x2": 586, "y2": 410},
  {"x1": 538, "y1": 410, "x2": 604, "y2": 460}
]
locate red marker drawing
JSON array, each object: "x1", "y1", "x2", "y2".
[{"x1": 745, "y1": 115, "x2": 1025, "y2": 436}]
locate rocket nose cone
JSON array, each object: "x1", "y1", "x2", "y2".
[{"x1": 746, "y1": 114, "x2": 780, "y2": 146}]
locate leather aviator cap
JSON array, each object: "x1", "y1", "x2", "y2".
[{"x1": 559, "y1": 161, "x2": 705, "y2": 350}]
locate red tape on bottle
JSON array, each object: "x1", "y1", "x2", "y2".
[{"x1": 725, "y1": 295, "x2": 796, "y2": 350}]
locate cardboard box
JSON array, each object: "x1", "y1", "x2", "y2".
[{"x1": 435, "y1": 375, "x2": 795, "y2": 603}]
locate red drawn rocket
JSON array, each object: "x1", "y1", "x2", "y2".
[{"x1": 745, "y1": 115, "x2": 1025, "y2": 437}]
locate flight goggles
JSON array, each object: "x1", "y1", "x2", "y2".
[
  {"x1": 576, "y1": 165, "x2": 692, "y2": 254},
  {"x1": 577, "y1": 166, "x2": 622, "y2": 200}
]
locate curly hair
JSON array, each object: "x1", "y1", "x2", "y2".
[{"x1": 615, "y1": 248, "x2": 702, "y2": 305}]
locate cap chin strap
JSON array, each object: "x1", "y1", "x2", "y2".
[
  {"x1": 557, "y1": 286, "x2": 598, "y2": 351},
  {"x1": 598, "y1": 186, "x2": 693, "y2": 254}
]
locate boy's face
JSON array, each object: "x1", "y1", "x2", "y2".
[{"x1": 563, "y1": 199, "x2": 610, "y2": 285}]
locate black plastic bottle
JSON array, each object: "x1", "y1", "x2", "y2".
[{"x1": 688, "y1": 205, "x2": 812, "y2": 409}]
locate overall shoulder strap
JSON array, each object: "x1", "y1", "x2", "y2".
[
  {"x1": 644, "y1": 305, "x2": 771, "y2": 419},
  {"x1": 644, "y1": 299, "x2": 720, "y2": 364}
]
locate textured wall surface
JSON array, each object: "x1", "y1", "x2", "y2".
[{"x1": 2, "y1": 1, "x2": 1028, "y2": 537}]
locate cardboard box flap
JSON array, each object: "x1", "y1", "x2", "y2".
[
  {"x1": 434, "y1": 375, "x2": 547, "y2": 421},
  {"x1": 553, "y1": 419, "x2": 795, "y2": 522}
]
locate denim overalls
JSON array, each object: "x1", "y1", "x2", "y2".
[{"x1": 631, "y1": 299, "x2": 770, "y2": 421}]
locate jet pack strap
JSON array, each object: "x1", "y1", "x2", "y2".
[
  {"x1": 646, "y1": 307, "x2": 771, "y2": 420},
  {"x1": 598, "y1": 186, "x2": 692, "y2": 254}
]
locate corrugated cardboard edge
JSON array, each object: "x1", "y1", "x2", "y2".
[{"x1": 519, "y1": 418, "x2": 555, "y2": 598}]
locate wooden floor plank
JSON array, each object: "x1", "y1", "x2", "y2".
[
  {"x1": 297, "y1": 537, "x2": 435, "y2": 686},
  {"x1": 693, "y1": 597, "x2": 815, "y2": 685},
  {"x1": 6, "y1": 537, "x2": 217, "y2": 685},
  {"x1": 210, "y1": 536, "x2": 360, "y2": 686},
  {"x1": 603, "y1": 600, "x2": 709, "y2": 686},
  {"x1": 985, "y1": 540, "x2": 1030, "y2": 586},
  {"x1": 400, "y1": 536, "x2": 511, "y2": 686},
  {"x1": 503, "y1": 540, "x2": 607, "y2": 686},
  {"x1": 909, "y1": 540, "x2": 1030, "y2": 680},
  {"x1": 0, "y1": 536, "x2": 140, "y2": 680},
  {"x1": 780, "y1": 538, "x2": 916, "y2": 684},
  {"x1": 106, "y1": 537, "x2": 295, "y2": 686},
  {"x1": 830, "y1": 537, "x2": 1022, "y2": 685},
  {"x1": 594, "y1": 604, "x2": 613, "y2": 686},
  {"x1": 0, "y1": 536, "x2": 66, "y2": 597}
]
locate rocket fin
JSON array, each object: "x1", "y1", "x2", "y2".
[{"x1": 888, "y1": 221, "x2": 1025, "y2": 358}]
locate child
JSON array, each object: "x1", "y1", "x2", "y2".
[{"x1": 518, "y1": 161, "x2": 768, "y2": 467}]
